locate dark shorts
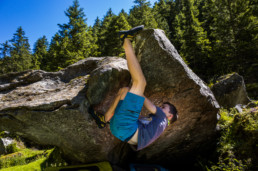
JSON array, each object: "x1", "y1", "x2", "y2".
[{"x1": 110, "y1": 92, "x2": 145, "y2": 142}]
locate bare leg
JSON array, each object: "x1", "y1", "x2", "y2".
[
  {"x1": 123, "y1": 38, "x2": 146, "y2": 96},
  {"x1": 105, "y1": 39, "x2": 146, "y2": 121}
]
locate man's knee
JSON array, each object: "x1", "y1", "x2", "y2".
[
  {"x1": 142, "y1": 78, "x2": 147, "y2": 88},
  {"x1": 132, "y1": 79, "x2": 147, "y2": 90},
  {"x1": 129, "y1": 80, "x2": 146, "y2": 96},
  {"x1": 132, "y1": 78, "x2": 147, "y2": 89}
]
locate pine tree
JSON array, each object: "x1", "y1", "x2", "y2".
[
  {"x1": 90, "y1": 17, "x2": 102, "y2": 57},
  {"x1": 128, "y1": 0, "x2": 158, "y2": 28},
  {"x1": 0, "y1": 41, "x2": 10, "y2": 58},
  {"x1": 170, "y1": 0, "x2": 184, "y2": 49},
  {"x1": 92, "y1": 17, "x2": 101, "y2": 37},
  {"x1": 9, "y1": 26, "x2": 32, "y2": 72},
  {"x1": 153, "y1": 0, "x2": 170, "y2": 36},
  {"x1": 97, "y1": 8, "x2": 115, "y2": 56},
  {"x1": 33, "y1": 36, "x2": 48, "y2": 70},
  {"x1": 105, "y1": 11, "x2": 131, "y2": 57},
  {"x1": 47, "y1": 33, "x2": 62, "y2": 71},
  {"x1": 197, "y1": 0, "x2": 215, "y2": 42},
  {"x1": 208, "y1": 0, "x2": 258, "y2": 81},
  {"x1": 0, "y1": 41, "x2": 11, "y2": 74},
  {"x1": 48, "y1": 0, "x2": 93, "y2": 71},
  {"x1": 97, "y1": 10, "x2": 131, "y2": 56},
  {"x1": 174, "y1": 0, "x2": 212, "y2": 80},
  {"x1": 120, "y1": 9, "x2": 129, "y2": 20},
  {"x1": 157, "y1": 0, "x2": 175, "y2": 42}
]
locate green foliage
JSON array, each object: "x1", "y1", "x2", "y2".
[
  {"x1": 128, "y1": 0, "x2": 158, "y2": 28},
  {"x1": 33, "y1": 36, "x2": 48, "y2": 70},
  {"x1": 1, "y1": 157, "x2": 46, "y2": 171},
  {"x1": 90, "y1": 17, "x2": 102, "y2": 57},
  {"x1": 97, "y1": 8, "x2": 115, "y2": 56},
  {"x1": 0, "y1": 27, "x2": 32, "y2": 74},
  {"x1": 103, "y1": 11, "x2": 131, "y2": 57},
  {"x1": 0, "y1": 132, "x2": 4, "y2": 138},
  {"x1": 95, "y1": 8, "x2": 131, "y2": 57},
  {"x1": 10, "y1": 27, "x2": 32, "y2": 72},
  {"x1": 0, "y1": 146, "x2": 68, "y2": 171},
  {"x1": 0, "y1": 41, "x2": 10, "y2": 59},
  {"x1": 202, "y1": 105, "x2": 258, "y2": 170},
  {"x1": 5, "y1": 143, "x2": 19, "y2": 154},
  {"x1": 173, "y1": 0, "x2": 212, "y2": 80},
  {"x1": 47, "y1": 0, "x2": 94, "y2": 71},
  {"x1": 152, "y1": 0, "x2": 170, "y2": 37},
  {"x1": 206, "y1": 0, "x2": 258, "y2": 82},
  {"x1": 207, "y1": 80, "x2": 214, "y2": 88},
  {"x1": 0, "y1": 41, "x2": 11, "y2": 74},
  {"x1": 246, "y1": 83, "x2": 258, "y2": 99},
  {"x1": 0, "y1": 148, "x2": 53, "y2": 170},
  {"x1": 0, "y1": 0, "x2": 257, "y2": 98}
]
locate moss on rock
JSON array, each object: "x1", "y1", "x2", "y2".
[{"x1": 0, "y1": 146, "x2": 68, "y2": 171}]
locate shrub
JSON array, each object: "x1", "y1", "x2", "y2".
[
  {"x1": 6, "y1": 143, "x2": 19, "y2": 154},
  {"x1": 209, "y1": 106, "x2": 258, "y2": 170}
]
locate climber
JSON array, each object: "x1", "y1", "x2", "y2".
[{"x1": 88, "y1": 25, "x2": 178, "y2": 150}]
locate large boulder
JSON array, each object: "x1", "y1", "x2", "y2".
[
  {"x1": 0, "y1": 57, "x2": 130, "y2": 163},
  {"x1": 0, "y1": 29, "x2": 219, "y2": 168},
  {"x1": 211, "y1": 73, "x2": 251, "y2": 108},
  {"x1": 131, "y1": 29, "x2": 219, "y2": 166}
]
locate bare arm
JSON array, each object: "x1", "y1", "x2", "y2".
[
  {"x1": 143, "y1": 95, "x2": 157, "y2": 114},
  {"x1": 104, "y1": 90, "x2": 123, "y2": 122},
  {"x1": 104, "y1": 87, "x2": 129, "y2": 122}
]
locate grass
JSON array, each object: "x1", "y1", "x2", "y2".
[
  {"x1": 1, "y1": 157, "x2": 47, "y2": 171},
  {"x1": 0, "y1": 147, "x2": 54, "y2": 170},
  {"x1": 0, "y1": 145, "x2": 69, "y2": 171}
]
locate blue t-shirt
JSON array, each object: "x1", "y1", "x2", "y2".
[{"x1": 137, "y1": 106, "x2": 168, "y2": 150}]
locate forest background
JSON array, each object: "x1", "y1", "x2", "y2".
[{"x1": 0, "y1": 0, "x2": 257, "y2": 98}]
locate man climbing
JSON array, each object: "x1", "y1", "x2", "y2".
[{"x1": 88, "y1": 25, "x2": 178, "y2": 150}]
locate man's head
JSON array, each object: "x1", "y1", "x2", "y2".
[{"x1": 161, "y1": 102, "x2": 178, "y2": 123}]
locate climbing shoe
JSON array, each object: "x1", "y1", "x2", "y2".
[
  {"x1": 119, "y1": 25, "x2": 144, "y2": 43},
  {"x1": 88, "y1": 106, "x2": 106, "y2": 129}
]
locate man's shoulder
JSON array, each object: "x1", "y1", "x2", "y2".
[
  {"x1": 155, "y1": 106, "x2": 164, "y2": 111},
  {"x1": 155, "y1": 106, "x2": 166, "y2": 116}
]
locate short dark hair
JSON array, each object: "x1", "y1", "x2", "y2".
[{"x1": 163, "y1": 102, "x2": 178, "y2": 123}]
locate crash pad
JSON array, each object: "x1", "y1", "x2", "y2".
[{"x1": 45, "y1": 161, "x2": 112, "y2": 171}]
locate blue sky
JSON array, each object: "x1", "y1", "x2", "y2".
[{"x1": 0, "y1": 0, "x2": 157, "y2": 50}]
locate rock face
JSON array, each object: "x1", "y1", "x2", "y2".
[
  {"x1": 211, "y1": 73, "x2": 251, "y2": 108},
  {"x1": 0, "y1": 57, "x2": 131, "y2": 163},
  {"x1": 132, "y1": 29, "x2": 219, "y2": 166},
  {"x1": 0, "y1": 29, "x2": 219, "y2": 168}
]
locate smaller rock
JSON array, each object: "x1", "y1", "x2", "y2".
[
  {"x1": 211, "y1": 73, "x2": 251, "y2": 108},
  {"x1": 2, "y1": 137, "x2": 14, "y2": 147},
  {"x1": 235, "y1": 104, "x2": 243, "y2": 113}
]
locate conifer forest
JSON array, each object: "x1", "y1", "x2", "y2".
[{"x1": 0, "y1": 0, "x2": 257, "y2": 98}]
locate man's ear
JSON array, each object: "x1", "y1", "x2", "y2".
[{"x1": 168, "y1": 113, "x2": 173, "y2": 120}]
